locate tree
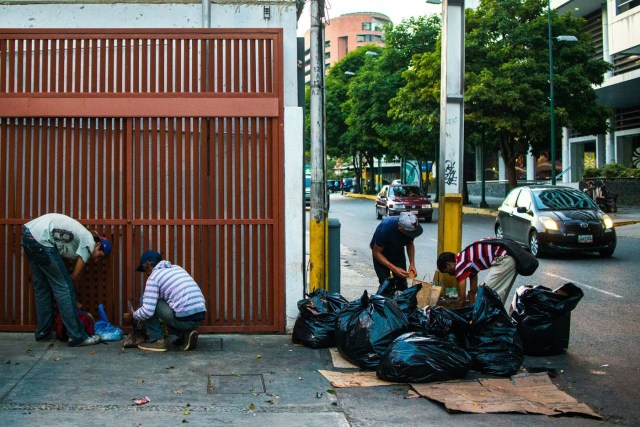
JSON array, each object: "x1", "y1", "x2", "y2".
[
  {"x1": 337, "y1": 16, "x2": 441, "y2": 191},
  {"x1": 325, "y1": 48, "x2": 373, "y2": 188},
  {"x1": 465, "y1": 0, "x2": 611, "y2": 188}
]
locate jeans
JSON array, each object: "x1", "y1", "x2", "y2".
[
  {"x1": 21, "y1": 229, "x2": 89, "y2": 345},
  {"x1": 143, "y1": 299, "x2": 203, "y2": 341}
]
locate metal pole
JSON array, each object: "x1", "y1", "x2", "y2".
[
  {"x1": 309, "y1": 0, "x2": 328, "y2": 291},
  {"x1": 201, "y1": 0, "x2": 210, "y2": 28},
  {"x1": 436, "y1": 0, "x2": 465, "y2": 256},
  {"x1": 377, "y1": 157, "x2": 382, "y2": 191},
  {"x1": 548, "y1": 0, "x2": 556, "y2": 185},
  {"x1": 479, "y1": 133, "x2": 488, "y2": 208}
]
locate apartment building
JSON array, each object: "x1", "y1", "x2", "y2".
[{"x1": 303, "y1": 12, "x2": 391, "y2": 83}]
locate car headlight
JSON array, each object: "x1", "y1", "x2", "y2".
[
  {"x1": 392, "y1": 203, "x2": 405, "y2": 209},
  {"x1": 422, "y1": 204, "x2": 430, "y2": 209},
  {"x1": 602, "y1": 215, "x2": 614, "y2": 229},
  {"x1": 540, "y1": 216, "x2": 558, "y2": 231}
]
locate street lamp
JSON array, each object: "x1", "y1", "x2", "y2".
[{"x1": 548, "y1": 1, "x2": 578, "y2": 185}]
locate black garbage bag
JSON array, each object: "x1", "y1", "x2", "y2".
[
  {"x1": 376, "y1": 276, "x2": 407, "y2": 297},
  {"x1": 336, "y1": 290, "x2": 409, "y2": 370},
  {"x1": 292, "y1": 289, "x2": 349, "y2": 349},
  {"x1": 408, "y1": 305, "x2": 470, "y2": 346},
  {"x1": 465, "y1": 286, "x2": 523, "y2": 376},
  {"x1": 376, "y1": 332, "x2": 473, "y2": 383},
  {"x1": 392, "y1": 283, "x2": 422, "y2": 316},
  {"x1": 511, "y1": 282, "x2": 584, "y2": 356}
]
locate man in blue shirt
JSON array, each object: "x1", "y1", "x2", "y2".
[{"x1": 370, "y1": 212, "x2": 423, "y2": 290}]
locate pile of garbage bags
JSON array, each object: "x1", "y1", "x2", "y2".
[
  {"x1": 293, "y1": 279, "x2": 584, "y2": 383},
  {"x1": 292, "y1": 289, "x2": 348, "y2": 348}
]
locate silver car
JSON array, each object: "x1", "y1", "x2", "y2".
[{"x1": 494, "y1": 185, "x2": 616, "y2": 257}]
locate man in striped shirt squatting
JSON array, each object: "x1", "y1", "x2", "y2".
[
  {"x1": 123, "y1": 250, "x2": 206, "y2": 352},
  {"x1": 436, "y1": 238, "x2": 517, "y2": 307}
]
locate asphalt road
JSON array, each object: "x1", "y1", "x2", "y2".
[{"x1": 314, "y1": 193, "x2": 640, "y2": 425}]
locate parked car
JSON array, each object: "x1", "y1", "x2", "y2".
[
  {"x1": 494, "y1": 185, "x2": 616, "y2": 258},
  {"x1": 375, "y1": 184, "x2": 433, "y2": 222},
  {"x1": 327, "y1": 179, "x2": 341, "y2": 193},
  {"x1": 341, "y1": 177, "x2": 354, "y2": 193}
]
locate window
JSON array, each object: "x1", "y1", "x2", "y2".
[
  {"x1": 356, "y1": 34, "x2": 383, "y2": 43},
  {"x1": 617, "y1": 0, "x2": 640, "y2": 14},
  {"x1": 362, "y1": 22, "x2": 371, "y2": 30},
  {"x1": 516, "y1": 190, "x2": 532, "y2": 211},
  {"x1": 502, "y1": 189, "x2": 520, "y2": 208}
]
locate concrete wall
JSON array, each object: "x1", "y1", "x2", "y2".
[{"x1": 0, "y1": 0, "x2": 305, "y2": 331}]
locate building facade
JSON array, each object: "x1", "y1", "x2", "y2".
[
  {"x1": 557, "y1": 0, "x2": 640, "y2": 183},
  {"x1": 0, "y1": 0, "x2": 305, "y2": 332},
  {"x1": 303, "y1": 12, "x2": 391, "y2": 83}
]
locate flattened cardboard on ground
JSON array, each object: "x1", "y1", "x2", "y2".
[
  {"x1": 410, "y1": 373, "x2": 601, "y2": 419},
  {"x1": 329, "y1": 348, "x2": 358, "y2": 369},
  {"x1": 318, "y1": 370, "x2": 401, "y2": 387}
]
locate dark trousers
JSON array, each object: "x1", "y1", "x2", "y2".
[{"x1": 372, "y1": 251, "x2": 408, "y2": 290}]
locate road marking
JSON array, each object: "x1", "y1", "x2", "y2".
[{"x1": 545, "y1": 273, "x2": 623, "y2": 298}]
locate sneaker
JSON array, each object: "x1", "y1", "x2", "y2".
[
  {"x1": 73, "y1": 335, "x2": 101, "y2": 347},
  {"x1": 181, "y1": 330, "x2": 198, "y2": 351},
  {"x1": 138, "y1": 339, "x2": 168, "y2": 352}
]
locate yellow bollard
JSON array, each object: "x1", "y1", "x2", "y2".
[
  {"x1": 309, "y1": 217, "x2": 328, "y2": 292},
  {"x1": 437, "y1": 194, "x2": 463, "y2": 255}
]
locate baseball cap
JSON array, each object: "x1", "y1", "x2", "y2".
[
  {"x1": 398, "y1": 212, "x2": 423, "y2": 238},
  {"x1": 99, "y1": 237, "x2": 112, "y2": 257},
  {"x1": 136, "y1": 250, "x2": 163, "y2": 272}
]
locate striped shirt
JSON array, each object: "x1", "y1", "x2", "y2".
[
  {"x1": 454, "y1": 239, "x2": 508, "y2": 282},
  {"x1": 133, "y1": 260, "x2": 206, "y2": 321}
]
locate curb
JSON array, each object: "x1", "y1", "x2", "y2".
[
  {"x1": 343, "y1": 193, "x2": 640, "y2": 225},
  {"x1": 344, "y1": 193, "x2": 498, "y2": 217}
]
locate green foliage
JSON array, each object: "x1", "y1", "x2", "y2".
[
  {"x1": 321, "y1": 0, "x2": 612, "y2": 190},
  {"x1": 463, "y1": 0, "x2": 612, "y2": 187},
  {"x1": 583, "y1": 163, "x2": 640, "y2": 179}
]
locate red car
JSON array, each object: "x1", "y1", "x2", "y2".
[{"x1": 375, "y1": 184, "x2": 433, "y2": 223}]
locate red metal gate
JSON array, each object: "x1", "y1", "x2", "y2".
[{"x1": 0, "y1": 29, "x2": 285, "y2": 333}]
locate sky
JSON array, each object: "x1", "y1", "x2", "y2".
[{"x1": 296, "y1": 0, "x2": 443, "y2": 36}]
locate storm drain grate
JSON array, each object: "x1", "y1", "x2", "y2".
[
  {"x1": 207, "y1": 374, "x2": 266, "y2": 394},
  {"x1": 198, "y1": 337, "x2": 224, "y2": 352}
]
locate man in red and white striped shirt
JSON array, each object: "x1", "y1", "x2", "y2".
[{"x1": 436, "y1": 238, "x2": 517, "y2": 306}]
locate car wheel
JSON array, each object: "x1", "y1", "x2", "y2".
[
  {"x1": 376, "y1": 206, "x2": 382, "y2": 220},
  {"x1": 423, "y1": 215, "x2": 432, "y2": 223},
  {"x1": 599, "y1": 246, "x2": 615, "y2": 258},
  {"x1": 495, "y1": 223, "x2": 504, "y2": 238},
  {"x1": 529, "y1": 230, "x2": 543, "y2": 258}
]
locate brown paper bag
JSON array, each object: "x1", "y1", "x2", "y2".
[{"x1": 412, "y1": 279, "x2": 442, "y2": 308}]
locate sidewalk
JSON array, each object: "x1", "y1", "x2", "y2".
[{"x1": 0, "y1": 333, "x2": 349, "y2": 426}]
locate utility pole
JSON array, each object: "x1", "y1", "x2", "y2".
[
  {"x1": 309, "y1": 0, "x2": 328, "y2": 291},
  {"x1": 436, "y1": 0, "x2": 465, "y2": 256}
]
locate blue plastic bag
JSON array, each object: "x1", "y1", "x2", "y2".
[{"x1": 94, "y1": 304, "x2": 124, "y2": 342}]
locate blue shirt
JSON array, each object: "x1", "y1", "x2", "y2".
[{"x1": 370, "y1": 216, "x2": 414, "y2": 257}]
